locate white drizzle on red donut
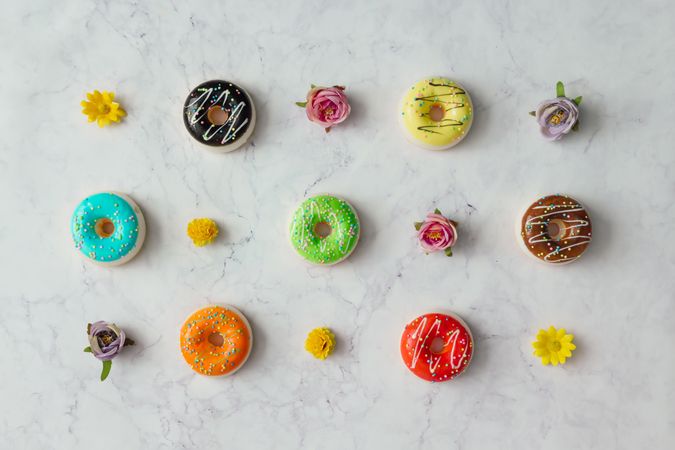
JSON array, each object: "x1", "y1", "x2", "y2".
[
  {"x1": 410, "y1": 316, "x2": 468, "y2": 373},
  {"x1": 400, "y1": 313, "x2": 473, "y2": 382}
]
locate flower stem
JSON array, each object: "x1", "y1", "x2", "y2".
[{"x1": 100, "y1": 360, "x2": 112, "y2": 381}]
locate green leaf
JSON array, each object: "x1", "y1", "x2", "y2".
[
  {"x1": 83, "y1": 346, "x2": 92, "y2": 353},
  {"x1": 572, "y1": 121, "x2": 580, "y2": 132},
  {"x1": 528, "y1": 111, "x2": 536, "y2": 116},
  {"x1": 124, "y1": 338, "x2": 135, "y2": 347},
  {"x1": 444, "y1": 247, "x2": 453, "y2": 257},
  {"x1": 310, "y1": 84, "x2": 317, "y2": 89},
  {"x1": 556, "y1": 81, "x2": 565, "y2": 97},
  {"x1": 295, "y1": 101, "x2": 307, "y2": 108},
  {"x1": 434, "y1": 208, "x2": 442, "y2": 215},
  {"x1": 87, "y1": 323, "x2": 91, "y2": 334},
  {"x1": 100, "y1": 360, "x2": 112, "y2": 381},
  {"x1": 573, "y1": 96, "x2": 583, "y2": 105},
  {"x1": 414, "y1": 222, "x2": 423, "y2": 230}
]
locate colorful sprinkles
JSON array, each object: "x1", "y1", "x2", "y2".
[
  {"x1": 400, "y1": 77, "x2": 473, "y2": 149},
  {"x1": 519, "y1": 194, "x2": 592, "y2": 264},
  {"x1": 71, "y1": 192, "x2": 142, "y2": 263},
  {"x1": 183, "y1": 80, "x2": 253, "y2": 147},
  {"x1": 179, "y1": 306, "x2": 252, "y2": 377},
  {"x1": 289, "y1": 194, "x2": 360, "y2": 265},
  {"x1": 400, "y1": 313, "x2": 474, "y2": 382}
]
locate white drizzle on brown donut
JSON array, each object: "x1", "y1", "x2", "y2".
[{"x1": 521, "y1": 195, "x2": 592, "y2": 264}]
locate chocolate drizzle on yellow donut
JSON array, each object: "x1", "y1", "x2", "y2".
[{"x1": 414, "y1": 82, "x2": 468, "y2": 134}]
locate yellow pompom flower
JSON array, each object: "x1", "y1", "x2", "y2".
[
  {"x1": 81, "y1": 90, "x2": 126, "y2": 127},
  {"x1": 305, "y1": 327, "x2": 336, "y2": 360},
  {"x1": 532, "y1": 326, "x2": 576, "y2": 366},
  {"x1": 187, "y1": 218, "x2": 219, "y2": 246}
]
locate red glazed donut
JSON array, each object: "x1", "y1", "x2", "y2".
[{"x1": 400, "y1": 313, "x2": 474, "y2": 382}]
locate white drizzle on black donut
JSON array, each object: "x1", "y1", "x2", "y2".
[{"x1": 183, "y1": 80, "x2": 254, "y2": 148}]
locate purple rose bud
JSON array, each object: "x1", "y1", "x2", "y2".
[
  {"x1": 88, "y1": 321, "x2": 126, "y2": 361},
  {"x1": 535, "y1": 97, "x2": 579, "y2": 141}
]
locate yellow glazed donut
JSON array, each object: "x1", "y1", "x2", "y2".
[{"x1": 399, "y1": 77, "x2": 473, "y2": 150}]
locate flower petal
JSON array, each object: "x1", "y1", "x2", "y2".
[{"x1": 550, "y1": 353, "x2": 559, "y2": 366}]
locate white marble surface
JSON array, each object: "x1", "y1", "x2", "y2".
[{"x1": 1, "y1": 0, "x2": 674, "y2": 448}]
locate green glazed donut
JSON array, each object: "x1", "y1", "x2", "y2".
[{"x1": 289, "y1": 194, "x2": 360, "y2": 265}]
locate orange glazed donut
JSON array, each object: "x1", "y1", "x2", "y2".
[
  {"x1": 518, "y1": 194, "x2": 592, "y2": 264},
  {"x1": 400, "y1": 312, "x2": 474, "y2": 382},
  {"x1": 180, "y1": 305, "x2": 252, "y2": 376}
]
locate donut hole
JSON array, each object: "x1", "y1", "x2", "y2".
[
  {"x1": 428, "y1": 103, "x2": 446, "y2": 122},
  {"x1": 207, "y1": 105, "x2": 230, "y2": 125},
  {"x1": 430, "y1": 337, "x2": 447, "y2": 355},
  {"x1": 95, "y1": 218, "x2": 115, "y2": 238},
  {"x1": 207, "y1": 332, "x2": 224, "y2": 347},
  {"x1": 314, "y1": 221, "x2": 332, "y2": 239},
  {"x1": 547, "y1": 219, "x2": 567, "y2": 241}
]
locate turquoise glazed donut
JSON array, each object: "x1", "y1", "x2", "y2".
[
  {"x1": 71, "y1": 192, "x2": 146, "y2": 266},
  {"x1": 289, "y1": 194, "x2": 360, "y2": 265}
]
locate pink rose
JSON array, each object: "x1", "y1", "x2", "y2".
[
  {"x1": 415, "y1": 211, "x2": 457, "y2": 256},
  {"x1": 297, "y1": 85, "x2": 351, "y2": 131}
]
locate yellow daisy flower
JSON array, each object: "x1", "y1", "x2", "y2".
[
  {"x1": 532, "y1": 326, "x2": 576, "y2": 366},
  {"x1": 187, "y1": 218, "x2": 219, "y2": 246},
  {"x1": 305, "y1": 327, "x2": 335, "y2": 360},
  {"x1": 81, "y1": 90, "x2": 126, "y2": 127}
]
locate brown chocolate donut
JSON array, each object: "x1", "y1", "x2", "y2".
[{"x1": 518, "y1": 194, "x2": 592, "y2": 264}]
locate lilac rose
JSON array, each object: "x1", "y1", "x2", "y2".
[
  {"x1": 535, "y1": 97, "x2": 579, "y2": 141},
  {"x1": 85, "y1": 321, "x2": 134, "y2": 381},
  {"x1": 88, "y1": 321, "x2": 126, "y2": 361}
]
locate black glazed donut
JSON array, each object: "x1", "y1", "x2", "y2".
[{"x1": 183, "y1": 80, "x2": 256, "y2": 152}]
